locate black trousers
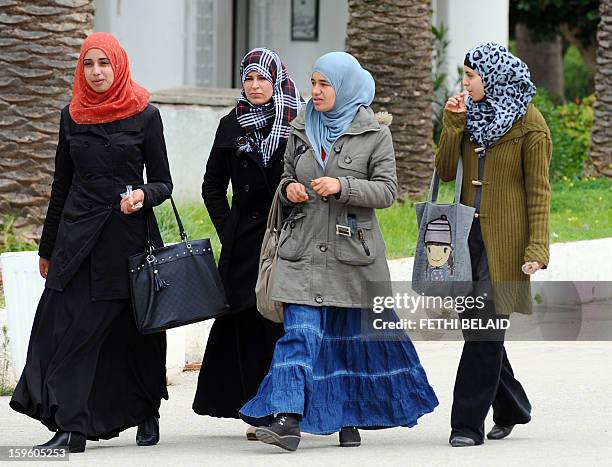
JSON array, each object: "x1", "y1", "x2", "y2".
[{"x1": 450, "y1": 220, "x2": 531, "y2": 443}]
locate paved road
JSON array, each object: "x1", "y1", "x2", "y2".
[{"x1": 1, "y1": 340, "x2": 611, "y2": 466}]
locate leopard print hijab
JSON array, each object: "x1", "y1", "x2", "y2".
[{"x1": 464, "y1": 43, "x2": 536, "y2": 148}]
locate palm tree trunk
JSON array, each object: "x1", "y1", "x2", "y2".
[
  {"x1": 515, "y1": 23, "x2": 565, "y2": 103},
  {"x1": 346, "y1": 0, "x2": 433, "y2": 199},
  {"x1": 589, "y1": 0, "x2": 612, "y2": 178},
  {"x1": 0, "y1": 0, "x2": 94, "y2": 239}
]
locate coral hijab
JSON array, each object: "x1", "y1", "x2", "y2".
[{"x1": 69, "y1": 32, "x2": 149, "y2": 124}]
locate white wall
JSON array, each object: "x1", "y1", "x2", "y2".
[
  {"x1": 93, "y1": 0, "x2": 187, "y2": 92},
  {"x1": 92, "y1": 0, "x2": 510, "y2": 96},
  {"x1": 249, "y1": 0, "x2": 348, "y2": 95},
  {"x1": 434, "y1": 0, "x2": 510, "y2": 90},
  {"x1": 156, "y1": 103, "x2": 234, "y2": 202}
]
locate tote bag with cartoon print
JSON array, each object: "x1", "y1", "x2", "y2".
[{"x1": 411, "y1": 157, "x2": 475, "y2": 297}]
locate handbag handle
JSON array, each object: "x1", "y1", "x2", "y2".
[
  {"x1": 145, "y1": 195, "x2": 188, "y2": 256},
  {"x1": 169, "y1": 196, "x2": 188, "y2": 242},
  {"x1": 267, "y1": 184, "x2": 284, "y2": 232},
  {"x1": 428, "y1": 149, "x2": 464, "y2": 204}
]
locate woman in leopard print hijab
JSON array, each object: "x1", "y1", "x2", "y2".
[{"x1": 463, "y1": 42, "x2": 536, "y2": 148}]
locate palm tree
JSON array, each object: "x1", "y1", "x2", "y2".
[
  {"x1": 589, "y1": 0, "x2": 612, "y2": 177},
  {"x1": 346, "y1": 0, "x2": 434, "y2": 199},
  {"x1": 0, "y1": 0, "x2": 94, "y2": 239}
]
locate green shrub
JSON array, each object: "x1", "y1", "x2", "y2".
[
  {"x1": 532, "y1": 91, "x2": 594, "y2": 181},
  {"x1": 563, "y1": 44, "x2": 592, "y2": 102},
  {"x1": 0, "y1": 216, "x2": 38, "y2": 254}
]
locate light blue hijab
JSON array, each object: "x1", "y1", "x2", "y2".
[{"x1": 305, "y1": 52, "x2": 375, "y2": 167}]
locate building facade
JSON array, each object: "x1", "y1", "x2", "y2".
[{"x1": 94, "y1": 0, "x2": 509, "y2": 93}]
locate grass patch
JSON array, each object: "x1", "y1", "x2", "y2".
[
  {"x1": 153, "y1": 202, "x2": 221, "y2": 259},
  {"x1": 380, "y1": 177, "x2": 612, "y2": 258},
  {"x1": 155, "y1": 178, "x2": 612, "y2": 260},
  {"x1": 0, "y1": 177, "x2": 609, "y2": 303},
  {"x1": 549, "y1": 177, "x2": 612, "y2": 243}
]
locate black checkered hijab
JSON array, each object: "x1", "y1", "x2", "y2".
[{"x1": 236, "y1": 48, "x2": 303, "y2": 166}]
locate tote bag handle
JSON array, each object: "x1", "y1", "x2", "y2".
[{"x1": 428, "y1": 151, "x2": 464, "y2": 204}]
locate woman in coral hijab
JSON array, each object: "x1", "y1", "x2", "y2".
[{"x1": 10, "y1": 32, "x2": 173, "y2": 453}]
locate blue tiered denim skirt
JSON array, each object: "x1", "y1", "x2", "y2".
[{"x1": 239, "y1": 304, "x2": 438, "y2": 434}]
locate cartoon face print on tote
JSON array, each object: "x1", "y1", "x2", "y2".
[{"x1": 425, "y1": 215, "x2": 454, "y2": 281}]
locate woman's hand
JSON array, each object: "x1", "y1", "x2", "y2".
[
  {"x1": 120, "y1": 188, "x2": 145, "y2": 214},
  {"x1": 286, "y1": 182, "x2": 309, "y2": 203},
  {"x1": 445, "y1": 92, "x2": 467, "y2": 113},
  {"x1": 310, "y1": 177, "x2": 341, "y2": 197},
  {"x1": 39, "y1": 257, "x2": 50, "y2": 279},
  {"x1": 522, "y1": 261, "x2": 544, "y2": 275}
]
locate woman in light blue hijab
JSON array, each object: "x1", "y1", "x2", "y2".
[
  {"x1": 305, "y1": 52, "x2": 375, "y2": 167},
  {"x1": 240, "y1": 51, "x2": 438, "y2": 452}
]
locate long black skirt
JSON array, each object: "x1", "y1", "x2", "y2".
[
  {"x1": 192, "y1": 306, "x2": 283, "y2": 418},
  {"x1": 10, "y1": 257, "x2": 168, "y2": 440}
]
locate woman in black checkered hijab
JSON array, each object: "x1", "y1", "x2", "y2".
[
  {"x1": 193, "y1": 49, "x2": 302, "y2": 439},
  {"x1": 235, "y1": 48, "x2": 302, "y2": 166}
]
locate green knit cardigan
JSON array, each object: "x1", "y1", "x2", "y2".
[{"x1": 435, "y1": 104, "x2": 552, "y2": 314}]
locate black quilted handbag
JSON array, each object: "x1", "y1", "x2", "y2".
[{"x1": 128, "y1": 197, "x2": 230, "y2": 334}]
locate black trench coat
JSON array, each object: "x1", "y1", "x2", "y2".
[
  {"x1": 194, "y1": 108, "x2": 285, "y2": 418},
  {"x1": 39, "y1": 104, "x2": 172, "y2": 300},
  {"x1": 202, "y1": 109, "x2": 286, "y2": 313}
]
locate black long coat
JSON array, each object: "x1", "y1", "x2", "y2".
[
  {"x1": 202, "y1": 109, "x2": 285, "y2": 313},
  {"x1": 39, "y1": 104, "x2": 172, "y2": 301}
]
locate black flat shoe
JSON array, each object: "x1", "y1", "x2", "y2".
[
  {"x1": 35, "y1": 431, "x2": 86, "y2": 453},
  {"x1": 255, "y1": 413, "x2": 301, "y2": 452},
  {"x1": 487, "y1": 424, "x2": 515, "y2": 440},
  {"x1": 449, "y1": 436, "x2": 478, "y2": 447},
  {"x1": 339, "y1": 427, "x2": 361, "y2": 447},
  {"x1": 136, "y1": 416, "x2": 160, "y2": 446}
]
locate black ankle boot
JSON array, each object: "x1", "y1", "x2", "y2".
[
  {"x1": 35, "y1": 431, "x2": 86, "y2": 453},
  {"x1": 487, "y1": 424, "x2": 515, "y2": 440},
  {"x1": 339, "y1": 427, "x2": 361, "y2": 447},
  {"x1": 255, "y1": 413, "x2": 301, "y2": 452},
  {"x1": 136, "y1": 416, "x2": 160, "y2": 446},
  {"x1": 449, "y1": 435, "x2": 480, "y2": 447}
]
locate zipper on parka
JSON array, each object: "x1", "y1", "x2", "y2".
[{"x1": 357, "y1": 228, "x2": 371, "y2": 256}]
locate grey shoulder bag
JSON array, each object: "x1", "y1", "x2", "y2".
[
  {"x1": 411, "y1": 157, "x2": 475, "y2": 297},
  {"x1": 255, "y1": 185, "x2": 284, "y2": 323}
]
